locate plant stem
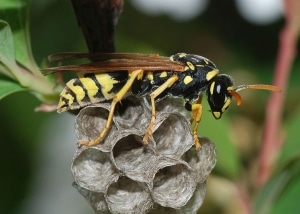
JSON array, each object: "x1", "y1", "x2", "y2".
[{"x1": 257, "y1": 0, "x2": 300, "y2": 187}]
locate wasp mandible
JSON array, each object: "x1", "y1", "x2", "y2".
[{"x1": 42, "y1": 52, "x2": 280, "y2": 149}]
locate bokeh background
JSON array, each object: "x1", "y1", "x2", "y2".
[{"x1": 1, "y1": 0, "x2": 299, "y2": 213}]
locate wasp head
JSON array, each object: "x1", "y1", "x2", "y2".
[
  {"x1": 206, "y1": 74, "x2": 239, "y2": 119},
  {"x1": 206, "y1": 74, "x2": 280, "y2": 119}
]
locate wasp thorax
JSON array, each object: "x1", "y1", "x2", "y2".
[
  {"x1": 171, "y1": 53, "x2": 217, "y2": 72},
  {"x1": 207, "y1": 74, "x2": 234, "y2": 119}
]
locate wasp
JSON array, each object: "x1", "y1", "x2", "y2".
[{"x1": 42, "y1": 52, "x2": 280, "y2": 149}]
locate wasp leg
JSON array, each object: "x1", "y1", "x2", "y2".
[
  {"x1": 143, "y1": 75, "x2": 179, "y2": 144},
  {"x1": 189, "y1": 95, "x2": 202, "y2": 124},
  {"x1": 78, "y1": 69, "x2": 144, "y2": 147},
  {"x1": 190, "y1": 96, "x2": 203, "y2": 150}
]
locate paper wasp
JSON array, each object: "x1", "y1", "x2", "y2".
[{"x1": 42, "y1": 52, "x2": 280, "y2": 149}]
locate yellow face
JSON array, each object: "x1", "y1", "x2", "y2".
[
  {"x1": 211, "y1": 94, "x2": 232, "y2": 119},
  {"x1": 207, "y1": 74, "x2": 234, "y2": 119}
]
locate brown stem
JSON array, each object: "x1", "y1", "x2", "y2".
[{"x1": 71, "y1": 0, "x2": 124, "y2": 53}]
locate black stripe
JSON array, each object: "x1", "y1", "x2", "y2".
[
  {"x1": 107, "y1": 72, "x2": 128, "y2": 94},
  {"x1": 83, "y1": 73, "x2": 103, "y2": 99},
  {"x1": 73, "y1": 78, "x2": 90, "y2": 103}
]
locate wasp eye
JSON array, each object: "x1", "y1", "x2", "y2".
[{"x1": 207, "y1": 74, "x2": 233, "y2": 119}]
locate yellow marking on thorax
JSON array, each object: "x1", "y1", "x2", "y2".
[
  {"x1": 147, "y1": 71, "x2": 154, "y2": 84},
  {"x1": 206, "y1": 69, "x2": 219, "y2": 81},
  {"x1": 183, "y1": 75, "x2": 193, "y2": 85},
  {"x1": 95, "y1": 73, "x2": 119, "y2": 100},
  {"x1": 66, "y1": 79, "x2": 86, "y2": 105},
  {"x1": 159, "y1": 71, "x2": 168, "y2": 78},
  {"x1": 186, "y1": 61, "x2": 195, "y2": 70},
  {"x1": 178, "y1": 53, "x2": 186, "y2": 58}
]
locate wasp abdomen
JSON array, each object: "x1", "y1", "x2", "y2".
[{"x1": 58, "y1": 72, "x2": 128, "y2": 112}]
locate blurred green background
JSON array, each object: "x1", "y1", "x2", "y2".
[{"x1": 1, "y1": 0, "x2": 300, "y2": 213}]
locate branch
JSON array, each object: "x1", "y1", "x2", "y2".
[
  {"x1": 257, "y1": 0, "x2": 300, "y2": 187},
  {"x1": 71, "y1": 0, "x2": 124, "y2": 53}
]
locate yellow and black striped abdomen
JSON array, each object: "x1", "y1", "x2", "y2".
[{"x1": 58, "y1": 72, "x2": 128, "y2": 113}]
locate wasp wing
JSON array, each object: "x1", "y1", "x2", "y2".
[
  {"x1": 48, "y1": 52, "x2": 162, "y2": 62},
  {"x1": 41, "y1": 53, "x2": 185, "y2": 75}
]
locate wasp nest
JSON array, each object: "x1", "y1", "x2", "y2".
[{"x1": 72, "y1": 96, "x2": 216, "y2": 214}]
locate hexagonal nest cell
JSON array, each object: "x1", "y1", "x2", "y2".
[{"x1": 72, "y1": 96, "x2": 216, "y2": 214}]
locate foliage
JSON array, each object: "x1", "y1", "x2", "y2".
[
  {"x1": 0, "y1": 0, "x2": 60, "y2": 105},
  {"x1": 1, "y1": 0, "x2": 300, "y2": 214}
]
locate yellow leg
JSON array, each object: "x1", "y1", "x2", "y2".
[
  {"x1": 190, "y1": 96, "x2": 202, "y2": 124},
  {"x1": 78, "y1": 69, "x2": 144, "y2": 147},
  {"x1": 190, "y1": 96, "x2": 203, "y2": 150},
  {"x1": 143, "y1": 75, "x2": 178, "y2": 144}
]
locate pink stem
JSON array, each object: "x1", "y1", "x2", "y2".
[
  {"x1": 257, "y1": 0, "x2": 298, "y2": 187},
  {"x1": 236, "y1": 183, "x2": 252, "y2": 214}
]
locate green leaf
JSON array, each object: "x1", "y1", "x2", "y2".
[
  {"x1": 254, "y1": 106, "x2": 300, "y2": 214},
  {"x1": 254, "y1": 157, "x2": 300, "y2": 214},
  {"x1": 0, "y1": 2, "x2": 59, "y2": 102},
  {"x1": 0, "y1": 75, "x2": 26, "y2": 100},
  {"x1": 278, "y1": 107, "x2": 300, "y2": 164},
  {"x1": 0, "y1": 20, "x2": 14, "y2": 62},
  {"x1": 0, "y1": 20, "x2": 18, "y2": 79},
  {"x1": 0, "y1": 0, "x2": 39, "y2": 74},
  {"x1": 198, "y1": 101, "x2": 241, "y2": 178}
]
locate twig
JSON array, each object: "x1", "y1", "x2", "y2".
[
  {"x1": 71, "y1": 0, "x2": 124, "y2": 53},
  {"x1": 236, "y1": 183, "x2": 252, "y2": 214},
  {"x1": 257, "y1": 0, "x2": 300, "y2": 187}
]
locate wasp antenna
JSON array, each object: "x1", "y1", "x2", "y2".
[
  {"x1": 234, "y1": 84, "x2": 281, "y2": 92},
  {"x1": 229, "y1": 91, "x2": 242, "y2": 106}
]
